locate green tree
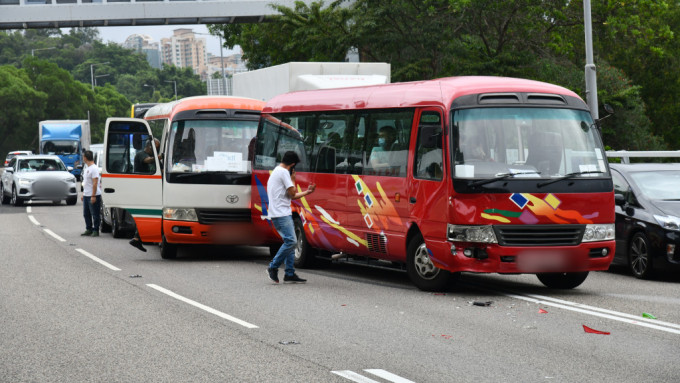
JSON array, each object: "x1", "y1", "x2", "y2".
[{"x1": 0, "y1": 65, "x2": 47, "y2": 155}]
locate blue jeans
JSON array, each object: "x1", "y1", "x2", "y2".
[
  {"x1": 83, "y1": 195, "x2": 102, "y2": 232},
  {"x1": 269, "y1": 216, "x2": 296, "y2": 276}
]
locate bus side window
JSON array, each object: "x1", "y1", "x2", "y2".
[{"x1": 414, "y1": 111, "x2": 443, "y2": 180}]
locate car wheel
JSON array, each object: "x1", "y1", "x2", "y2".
[
  {"x1": 11, "y1": 186, "x2": 23, "y2": 206},
  {"x1": 100, "y1": 207, "x2": 112, "y2": 233},
  {"x1": 66, "y1": 196, "x2": 77, "y2": 205},
  {"x1": 293, "y1": 216, "x2": 316, "y2": 268},
  {"x1": 406, "y1": 232, "x2": 457, "y2": 291},
  {"x1": 628, "y1": 232, "x2": 653, "y2": 279},
  {"x1": 0, "y1": 183, "x2": 9, "y2": 204},
  {"x1": 160, "y1": 235, "x2": 178, "y2": 259},
  {"x1": 536, "y1": 272, "x2": 589, "y2": 289}
]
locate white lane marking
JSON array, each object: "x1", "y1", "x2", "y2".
[
  {"x1": 146, "y1": 284, "x2": 259, "y2": 329},
  {"x1": 331, "y1": 371, "x2": 381, "y2": 383},
  {"x1": 75, "y1": 248, "x2": 121, "y2": 271},
  {"x1": 43, "y1": 228, "x2": 65, "y2": 242},
  {"x1": 505, "y1": 292, "x2": 680, "y2": 334},
  {"x1": 364, "y1": 369, "x2": 416, "y2": 383},
  {"x1": 26, "y1": 206, "x2": 31, "y2": 213},
  {"x1": 28, "y1": 215, "x2": 40, "y2": 226},
  {"x1": 523, "y1": 292, "x2": 680, "y2": 330}
]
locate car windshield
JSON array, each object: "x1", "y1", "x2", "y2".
[
  {"x1": 452, "y1": 107, "x2": 608, "y2": 179},
  {"x1": 18, "y1": 158, "x2": 66, "y2": 172},
  {"x1": 166, "y1": 119, "x2": 259, "y2": 174},
  {"x1": 630, "y1": 170, "x2": 680, "y2": 200}
]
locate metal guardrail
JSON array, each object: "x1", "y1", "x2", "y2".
[{"x1": 605, "y1": 150, "x2": 680, "y2": 164}]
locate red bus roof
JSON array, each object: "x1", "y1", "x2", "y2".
[
  {"x1": 264, "y1": 76, "x2": 582, "y2": 113},
  {"x1": 145, "y1": 96, "x2": 265, "y2": 121}
]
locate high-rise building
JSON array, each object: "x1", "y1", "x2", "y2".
[
  {"x1": 122, "y1": 34, "x2": 161, "y2": 69},
  {"x1": 160, "y1": 28, "x2": 208, "y2": 79}
]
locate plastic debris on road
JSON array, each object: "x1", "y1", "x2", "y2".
[
  {"x1": 642, "y1": 312, "x2": 657, "y2": 319},
  {"x1": 472, "y1": 301, "x2": 492, "y2": 307},
  {"x1": 582, "y1": 325, "x2": 610, "y2": 335},
  {"x1": 538, "y1": 308, "x2": 548, "y2": 314},
  {"x1": 129, "y1": 274, "x2": 142, "y2": 278},
  {"x1": 279, "y1": 341, "x2": 300, "y2": 345}
]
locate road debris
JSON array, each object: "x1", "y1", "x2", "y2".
[{"x1": 582, "y1": 325, "x2": 610, "y2": 335}]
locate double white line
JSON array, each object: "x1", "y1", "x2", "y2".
[{"x1": 472, "y1": 282, "x2": 680, "y2": 335}]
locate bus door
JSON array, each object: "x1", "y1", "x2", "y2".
[
  {"x1": 345, "y1": 111, "x2": 412, "y2": 259},
  {"x1": 408, "y1": 109, "x2": 448, "y2": 246},
  {"x1": 102, "y1": 118, "x2": 163, "y2": 243}
]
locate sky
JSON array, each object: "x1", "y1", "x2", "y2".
[{"x1": 96, "y1": 24, "x2": 240, "y2": 57}]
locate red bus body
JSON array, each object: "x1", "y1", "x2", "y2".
[{"x1": 251, "y1": 77, "x2": 615, "y2": 290}]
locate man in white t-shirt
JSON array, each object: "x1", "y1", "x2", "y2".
[
  {"x1": 266, "y1": 151, "x2": 316, "y2": 284},
  {"x1": 80, "y1": 150, "x2": 103, "y2": 237}
]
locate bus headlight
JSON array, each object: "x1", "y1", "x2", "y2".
[
  {"x1": 447, "y1": 224, "x2": 497, "y2": 243},
  {"x1": 163, "y1": 208, "x2": 198, "y2": 222},
  {"x1": 582, "y1": 224, "x2": 615, "y2": 242}
]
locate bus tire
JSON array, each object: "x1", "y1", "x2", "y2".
[
  {"x1": 536, "y1": 272, "x2": 588, "y2": 289},
  {"x1": 160, "y1": 235, "x2": 178, "y2": 259},
  {"x1": 293, "y1": 216, "x2": 315, "y2": 268},
  {"x1": 407, "y1": 233, "x2": 455, "y2": 291}
]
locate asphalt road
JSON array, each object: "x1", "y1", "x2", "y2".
[{"x1": 2, "y1": 198, "x2": 680, "y2": 382}]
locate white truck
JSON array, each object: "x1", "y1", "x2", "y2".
[{"x1": 232, "y1": 62, "x2": 391, "y2": 101}]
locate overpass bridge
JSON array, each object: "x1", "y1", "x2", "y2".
[{"x1": 0, "y1": 0, "x2": 307, "y2": 30}]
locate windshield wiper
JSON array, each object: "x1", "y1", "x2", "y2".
[
  {"x1": 537, "y1": 171, "x2": 604, "y2": 188},
  {"x1": 469, "y1": 171, "x2": 541, "y2": 187}
]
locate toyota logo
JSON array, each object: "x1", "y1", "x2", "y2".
[{"x1": 226, "y1": 195, "x2": 239, "y2": 204}]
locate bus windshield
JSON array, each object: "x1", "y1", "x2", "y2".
[
  {"x1": 453, "y1": 108, "x2": 608, "y2": 179},
  {"x1": 166, "y1": 119, "x2": 259, "y2": 174}
]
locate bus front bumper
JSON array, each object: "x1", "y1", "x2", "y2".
[
  {"x1": 427, "y1": 239, "x2": 615, "y2": 274},
  {"x1": 162, "y1": 220, "x2": 270, "y2": 246}
]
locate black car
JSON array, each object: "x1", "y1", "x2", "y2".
[{"x1": 610, "y1": 163, "x2": 680, "y2": 278}]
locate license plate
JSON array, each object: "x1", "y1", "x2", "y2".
[{"x1": 517, "y1": 250, "x2": 566, "y2": 272}]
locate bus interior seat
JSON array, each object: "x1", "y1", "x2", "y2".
[
  {"x1": 525, "y1": 131, "x2": 563, "y2": 175},
  {"x1": 315, "y1": 146, "x2": 336, "y2": 173}
]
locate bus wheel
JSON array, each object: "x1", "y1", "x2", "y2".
[
  {"x1": 160, "y1": 235, "x2": 178, "y2": 259},
  {"x1": 407, "y1": 233, "x2": 455, "y2": 291},
  {"x1": 536, "y1": 272, "x2": 588, "y2": 289},
  {"x1": 293, "y1": 216, "x2": 315, "y2": 268}
]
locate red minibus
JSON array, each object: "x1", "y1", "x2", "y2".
[{"x1": 251, "y1": 76, "x2": 615, "y2": 291}]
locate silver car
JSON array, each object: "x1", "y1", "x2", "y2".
[{"x1": 1, "y1": 155, "x2": 78, "y2": 206}]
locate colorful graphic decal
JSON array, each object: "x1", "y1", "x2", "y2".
[
  {"x1": 253, "y1": 173, "x2": 402, "y2": 251},
  {"x1": 482, "y1": 193, "x2": 597, "y2": 224}
]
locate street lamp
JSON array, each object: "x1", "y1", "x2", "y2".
[
  {"x1": 583, "y1": 0, "x2": 598, "y2": 119},
  {"x1": 90, "y1": 62, "x2": 110, "y2": 92},
  {"x1": 143, "y1": 84, "x2": 156, "y2": 101},
  {"x1": 165, "y1": 80, "x2": 177, "y2": 100},
  {"x1": 94, "y1": 74, "x2": 109, "y2": 88},
  {"x1": 31, "y1": 46, "x2": 56, "y2": 57}
]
